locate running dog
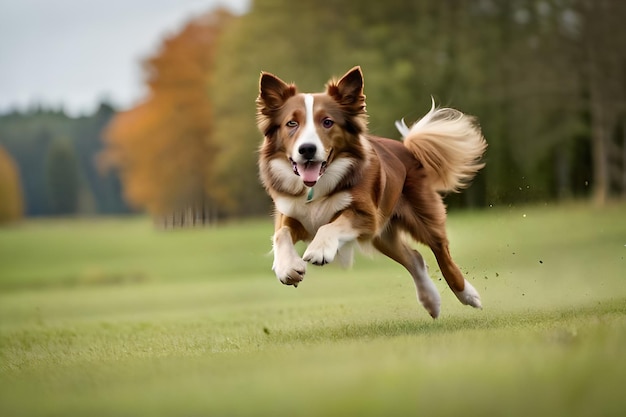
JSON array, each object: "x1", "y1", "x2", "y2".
[{"x1": 256, "y1": 66, "x2": 486, "y2": 318}]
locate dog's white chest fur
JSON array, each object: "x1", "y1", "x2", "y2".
[{"x1": 274, "y1": 191, "x2": 352, "y2": 236}]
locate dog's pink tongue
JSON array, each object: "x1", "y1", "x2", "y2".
[{"x1": 298, "y1": 162, "x2": 323, "y2": 187}]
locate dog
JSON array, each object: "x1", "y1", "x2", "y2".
[{"x1": 256, "y1": 66, "x2": 487, "y2": 318}]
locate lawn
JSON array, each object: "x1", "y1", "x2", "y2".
[{"x1": 1, "y1": 203, "x2": 625, "y2": 416}]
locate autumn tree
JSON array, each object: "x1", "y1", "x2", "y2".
[
  {"x1": 102, "y1": 9, "x2": 234, "y2": 220},
  {"x1": 0, "y1": 145, "x2": 24, "y2": 224}
]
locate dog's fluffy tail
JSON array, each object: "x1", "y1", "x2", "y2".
[{"x1": 396, "y1": 98, "x2": 487, "y2": 192}]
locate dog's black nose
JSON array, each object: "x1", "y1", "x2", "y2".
[{"x1": 298, "y1": 143, "x2": 317, "y2": 160}]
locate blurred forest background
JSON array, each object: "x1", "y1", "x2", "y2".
[{"x1": 1, "y1": 0, "x2": 625, "y2": 225}]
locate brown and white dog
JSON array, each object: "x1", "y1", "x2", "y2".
[{"x1": 256, "y1": 66, "x2": 487, "y2": 318}]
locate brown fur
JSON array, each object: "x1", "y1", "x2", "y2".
[{"x1": 256, "y1": 66, "x2": 486, "y2": 318}]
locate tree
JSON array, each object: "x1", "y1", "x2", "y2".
[
  {"x1": 210, "y1": 0, "x2": 499, "y2": 213},
  {"x1": 0, "y1": 105, "x2": 127, "y2": 216},
  {"x1": 45, "y1": 139, "x2": 80, "y2": 215},
  {"x1": 75, "y1": 101, "x2": 129, "y2": 214},
  {"x1": 576, "y1": 0, "x2": 626, "y2": 204},
  {"x1": 210, "y1": 0, "x2": 626, "y2": 213},
  {"x1": 101, "y1": 9, "x2": 234, "y2": 220},
  {"x1": 0, "y1": 145, "x2": 24, "y2": 224}
]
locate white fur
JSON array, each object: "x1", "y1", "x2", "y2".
[
  {"x1": 272, "y1": 149, "x2": 355, "y2": 236},
  {"x1": 303, "y1": 214, "x2": 360, "y2": 265},
  {"x1": 395, "y1": 118, "x2": 410, "y2": 137},
  {"x1": 268, "y1": 158, "x2": 305, "y2": 195},
  {"x1": 454, "y1": 279, "x2": 482, "y2": 309},
  {"x1": 411, "y1": 257, "x2": 441, "y2": 318},
  {"x1": 272, "y1": 226, "x2": 307, "y2": 286},
  {"x1": 395, "y1": 97, "x2": 437, "y2": 138},
  {"x1": 274, "y1": 191, "x2": 352, "y2": 235},
  {"x1": 292, "y1": 94, "x2": 327, "y2": 164},
  {"x1": 312, "y1": 157, "x2": 355, "y2": 196}
]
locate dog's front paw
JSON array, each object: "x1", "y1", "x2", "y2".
[
  {"x1": 273, "y1": 256, "x2": 307, "y2": 287},
  {"x1": 303, "y1": 236, "x2": 339, "y2": 266}
]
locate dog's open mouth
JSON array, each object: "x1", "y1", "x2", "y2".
[{"x1": 290, "y1": 158, "x2": 328, "y2": 187}]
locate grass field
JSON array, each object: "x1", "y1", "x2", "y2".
[{"x1": 1, "y1": 203, "x2": 625, "y2": 416}]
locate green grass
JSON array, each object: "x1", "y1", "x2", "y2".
[{"x1": 1, "y1": 203, "x2": 625, "y2": 416}]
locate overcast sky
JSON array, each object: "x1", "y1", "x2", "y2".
[{"x1": 0, "y1": 0, "x2": 250, "y2": 116}]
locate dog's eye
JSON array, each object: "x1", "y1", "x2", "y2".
[
  {"x1": 286, "y1": 120, "x2": 298, "y2": 128},
  {"x1": 322, "y1": 118, "x2": 334, "y2": 128}
]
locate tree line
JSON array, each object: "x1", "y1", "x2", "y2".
[
  {"x1": 1, "y1": 0, "x2": 625, "y2": 224},
  {"x1": 0, "y1": 103, "x2": 128, "y2": 221}
]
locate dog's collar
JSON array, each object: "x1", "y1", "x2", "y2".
[{"x1": 306, "y1": 187, "x2": 314, "y2": 203}]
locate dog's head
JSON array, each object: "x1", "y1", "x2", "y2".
[{"x1": 256, "y1": 67, "x2": 367, "y2": 188}]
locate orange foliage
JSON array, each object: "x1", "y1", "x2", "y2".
[
  {"x1": 0, "y1": 145, "x2": 24, "y2": 224},
  {"x1": 101, "y1": 9, "x2": 234, "y2": 216}
]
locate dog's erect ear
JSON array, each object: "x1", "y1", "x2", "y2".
[
  {"x1": 257, "y1": 72, "x2": 297, "y2": 112},
  {"x1": 326, "y1": 67, "x2": 367, "y2": 134},
  {"x1": 326, "y1": 66, "x2": 365, "y2": 110},
  {"x1": 257, "y1": 72, "x2": 297, "y2": 137}
]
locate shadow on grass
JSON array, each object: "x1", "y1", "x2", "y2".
[{"x1": 268, "y1": 298, "x2": 626, "y2": 345}]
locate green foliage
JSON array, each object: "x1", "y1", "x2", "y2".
[
  {"x1": 0, "y1": 104, "x2": 128, "y2": 216},
  {"x1": 73, "y1": 103, "x2": 128, "y2": 214},
  {"x1": 210, "y1": 0, "x2": 625, "y2": 214},
  {"x1": 0, "y1": 204, "x2": 625, "y2": 415},
  {"x1": 45, "y1": 138, "x2": 81, "y2": 215}
]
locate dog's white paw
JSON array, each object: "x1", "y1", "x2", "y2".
[
  {"x1": 303, "y1": 235, "x2": 339, "y2": 266},
  {"x1": 417, "y1": 287, "x2": 441, "y2": 319},
  {"x1": 454, "y1": 279, "x2": 482, "y2": 309},
  {"x1": 273, "y1": 256, "x2": 307, "y2": 287}
]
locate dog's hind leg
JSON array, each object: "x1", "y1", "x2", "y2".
[
  {"x1": 419, "y1": 225, "x2": 482, "y2": 309},
  {"x1": 399, "y1": 189, "x2": 482, "y2": 310},
  {"x1": 430, "y1": 241, "x2": 482, "y2": 309},
  {"x1": 374, "y1": 227, "x2": 441, "y2": 318}
]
